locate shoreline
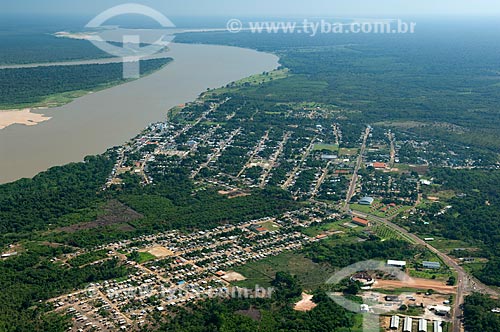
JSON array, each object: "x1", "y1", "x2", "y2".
[
  {"x1": 0, "y1": 42, "x2": 279, "y2": 184},
  {"x1": 0, "y1": 58, "x2": 173, "y2": 130}
]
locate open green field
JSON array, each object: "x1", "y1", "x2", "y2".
[
  {"x1": 372, "y1": 224, "x2": 403, "y2": 241},
  {"x1": 339, "y1": 148, "x2": 359, "y2": 156},
  {"x1": 313, "y1": 143, "x2": 339, "y2": 152},
  {"x1": 350, "y1": 203, "x2": 374, "y2": 214},
  {"x1": 138, "y1": 252, "x2": 156, "y2": 263},
  {"x1": 232, "y1": 252, "x2": 335, "y2": 290},
  {"x1": 428, "y1": 238, "x2": 474, "y2": 252},
  {"x1": 259, "y1": 221, "x2": 280, "y2": 231},
  {"x1": 203, "y1": 69, "x2": 290, "y2": 97},
  {"x1": 301, "y1": 220, "x2": 348, "y2": 237}
]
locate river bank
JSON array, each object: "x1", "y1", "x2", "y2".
[{"x1": 0, "y1": 42, "x2": 279, "y2": 184}]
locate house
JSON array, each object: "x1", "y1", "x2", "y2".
[
  {"x1": 352, "y1": 216, "x2": 370, "y2": 227},
  {"x1": 387, "y1": 260, "x2": 407, "y2": 268},
  {"x1": 422, "y1": 261, "x2": 441, "y2": 269},
  {"x1": 372, "y1": 162, "x2": 387, "y2": 169},
  {"x1": 315, "y1": 234, "x2": 328, "y2": 240},
  {"x1": 1, "y1": 252, "x2": 17, "y2": 258},
  {"x1": 429, "y1": 305, "x2": 451, "y2": 316}
]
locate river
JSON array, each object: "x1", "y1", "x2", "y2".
[{"x1": 0, "y1": 42, "x2": 279, "y2": 184}]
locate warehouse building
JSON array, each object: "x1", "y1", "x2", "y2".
[
  {"x1": 419, "y1": 318, "x2": 428, "y2": 332},
  {"x1": 359, "y1": 197, "x2": 375, "y2": 205},
  {"x1": 403, "y1": 317, "x2": 413, "y2": 332},
  {"x1": 422, "y1": 261, "x2": 441, "y2": 269},
  {"x1": 390, "y1": 316, "x2": 400, "y2": 330}
]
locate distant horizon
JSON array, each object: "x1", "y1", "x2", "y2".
[{"x1": 3, "y1": 0, "x2": 500, "y2": 17}]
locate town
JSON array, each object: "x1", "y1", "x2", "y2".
[{"x1": 33, "y1": 90, "x2": 498, "y2": 332}]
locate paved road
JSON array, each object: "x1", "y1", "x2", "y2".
[
  {"x1": 352, "y1": 211, "x2": 499, "y2": 332},
  {"x1": 343, "y1": 127, "x2": 371, "y2": 211},
  {"x1": 387, "y1": 130, "x2": 396, "y2": 167}
]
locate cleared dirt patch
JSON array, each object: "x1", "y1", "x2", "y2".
[
  {"x1": 294, "y1": 293, "x2": 317, "y2": 312},
  {"x1": 143, "y1": 246, "x2": 174, "y2": 258},
  {"x1": 58, "y1": 200, "x2": 142, "y2": 233},
  {"x1": 375, "y1": 278, "x2": 456, "y2": 294},
  {"x1": 222, "y1": 271, "x2": 247, "y2": 282},
  {"x1": 218, "y1": 189, "x2": 250, "y2": 199}
]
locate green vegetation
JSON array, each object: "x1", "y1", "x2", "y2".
[
  {"x1": 0, "y1": 31, "x2": 111, "y2": 65},
  {"x1": 205, "y1": 69, "x2": 290, "y2": 96},
  {"x1": 0, "y1": 243, "x2": 129, "y2": 331},
  {"x1": 128, "y1": 251, "x2": 156, "y2": 263},
  {"x1": 177, "y1": 27, "x2": 500, "y2": 154},
  {"x1": 232, "y1": 252, "x2": 335, "y2": 290},
  {"x1": 68, "y1": 249, "x2": 108, "y2": 267},
  {"x1": 313, "y1": 143, "x2": 339, "y2": 152},
  {"x1": 156, "y1": 272, "x2": 361, "y2": 332},
  {"x1": 0, "y1": 58, "x2": 171, "y2": 109},
  {"x1": 372, "y1": 224, "x2": 403, "y2": 241},
  {"x1": 400, "y1": 168, "x2": 500, "y2": 285},
  {"x1": 463, "y1": 293, "x2": 500, "y2": 332},
  {"x1": 0, "y1": 155, "x2": 114, "y2": 246},
  {"x1": 300, "y1": 220, "x2": 347, "y2": 238},
  {"x1": 306, "y1": 237, "x2": 421, "y2": 268}
]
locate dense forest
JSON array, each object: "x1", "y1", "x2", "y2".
[
  {"x1": 429, "y1": 169, "x2": 500, "y2": 286},
  {"x1": 0, "y1": 58, "x2": 171, "y2": 109},
  {"x1": 305, "y1": 237, "x2": 420, "y2": 267},
  {"x1": 177, "y1": 22, "x2": 500, "y2": 152},
  {"x1": 0, "y1": 155, "x2": 114, "y2": 245},
  {"x1": 0, "y1": 32, "x2": 112, "y2": 65},
  {"x1": 463, "y1": 293, "x2": 500, "y2": 332}
]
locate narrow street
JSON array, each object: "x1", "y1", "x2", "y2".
[{"x1": 343, "y1": 126, "x2": 371, "y2": 211}]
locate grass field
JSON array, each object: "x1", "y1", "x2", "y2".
[
  {"x1": 259, "y1": 221, "x2": 280, "y2": 232},
  {"x1": 339, "y1": 148, "x2": 359, "y2": 156},
  {"x1": 372, "y1": 224, "x2": 403, "y2": 241},
  {"x1": 136, "y1": 251, "x2": 157, "y2": 263},
  {"x1": 350, "y1": 203, "x2": 373, "y2": 214},
  {"x1": 301, "y1": 220, "x2": 347, "y2": 237},
  {"x1": 313, "y1": 143, "x2": 339, "y2": 152},
  {"x1": 203, "y1": 69, "x2": 290, "y2": 97},
  {"x1": 232, "y1": 252, "x2": 335, "y2": 290},
  {"x1": 429, "y1": 238, "x2": 474, "y2": 252}
]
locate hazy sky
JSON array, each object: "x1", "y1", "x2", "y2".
[{"x1": 2, "y1": 0, "x2": 500, "y2": 17}]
